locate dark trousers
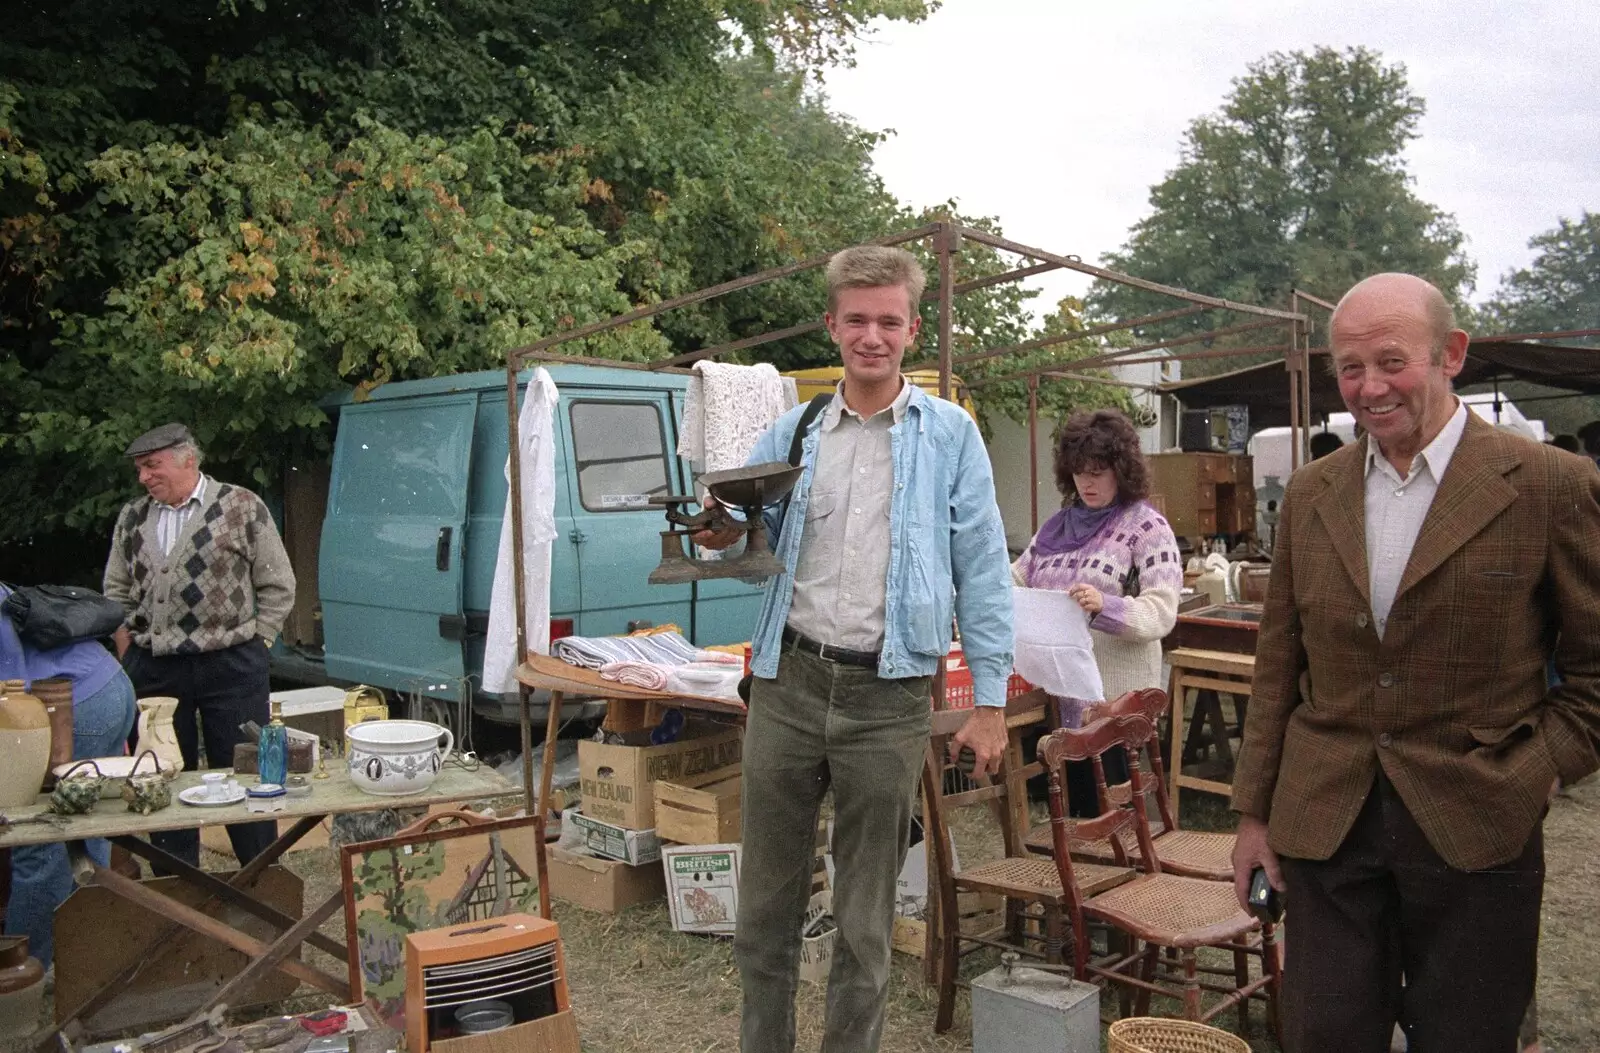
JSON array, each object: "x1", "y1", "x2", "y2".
[
  {"x1": 733, "y1": 647, "x2": 931, "y2": 1053},
  {"x1": 124, "y1": 640, "x2": 278, "y2": 869},
  {"x1": 1280, "y1": 771, "x2": 1543, "y2": 1053}
]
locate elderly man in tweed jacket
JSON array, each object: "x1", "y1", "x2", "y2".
[
  {"x1": 105, "y1": 423, "x2": 295, "y2": 869},
  {"x1": 1230, "y1": 274, "x2": 1600, "y2": 1053}
]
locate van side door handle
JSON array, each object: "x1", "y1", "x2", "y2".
[{"x1": 436, "y1": 526, "x2": 453, "y2": 571}]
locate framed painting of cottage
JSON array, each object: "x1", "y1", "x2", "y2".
[{"x1": 339, "y1": 811, "x2": 547, "y2": 1027}]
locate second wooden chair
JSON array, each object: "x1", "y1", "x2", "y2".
[
  {"x1": 1039, "y1": 712, "x2": 1279, "y2": 1034},
  {"x1": 1027, "y1": 688, "x2": 1236, "y2": 882}
]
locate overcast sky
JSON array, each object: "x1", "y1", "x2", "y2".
[{"x1": 821, "y1": 0, "x2": 1600, "y2": 316}]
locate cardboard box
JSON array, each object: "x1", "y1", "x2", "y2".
[
  {"x1": 655, "y1": 773, "x2": 742, "y2": 845},
  {"x1": 798, "y1": 890, "x2": 837, "y2": 985},
  {"x1": 547, "y1": 846, "x2": 666, "y2": 913},
  {"x1": 580, "y1": 723, "x2": 743, "y2": 830},
  {"x1": 564, "y1": 808, "x2": 662, "y2": 865},
  {"x1": 662, "y1": 843, "x2": 741, "y2": 935},
  {"x1": 890, "y1": 892, "x2": 1004, "y2": 960}
]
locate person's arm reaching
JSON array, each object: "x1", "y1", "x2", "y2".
[{"x1": 1230, "y1": 488, "x2": 1307, "y2": 907}]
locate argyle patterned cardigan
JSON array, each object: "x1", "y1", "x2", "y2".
[{"x1": 104, "y1": 478, "x2": 296, "y2": 656}]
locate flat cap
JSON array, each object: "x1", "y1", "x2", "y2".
[{"x1": 124, "y1": 423, "x2": 194, "y2": 458}]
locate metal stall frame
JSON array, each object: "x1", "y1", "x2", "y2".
[{"x1": 498, "y1": 219, "x2": 1307, "y2": 818}]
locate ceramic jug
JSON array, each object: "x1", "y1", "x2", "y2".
[
  {"x1": 135, "y1": 696, "x2": 186, "y2": 774},
  {"x1": 0, "y1": 935, "x2": 47, "y2": 1040},
  {"x1": 0, "y1": 680, "x2": 52, "y2": 808}
]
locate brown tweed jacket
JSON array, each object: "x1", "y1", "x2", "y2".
[{"x1": 1232, "y1": 413, "x2": 1600, "y2": 871}]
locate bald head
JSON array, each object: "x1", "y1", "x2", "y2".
[
  {"x1": 1330, "y1": 272, "x2": 1469, "y2": 474},
  {"x1": 1332, "y1": 273, "x2": 1458, "y2": 363}
]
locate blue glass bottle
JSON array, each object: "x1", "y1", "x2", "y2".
[{"x1": 258, "y1": 701, "x2": 288, "y2": 786}]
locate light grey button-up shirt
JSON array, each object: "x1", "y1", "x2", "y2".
[
  {"x1": 784, "y1": 379, "x2": 914, "y2": 651},
  {"x1": 1364, "y1": 400, "x2": 1468, "y2": 638}
]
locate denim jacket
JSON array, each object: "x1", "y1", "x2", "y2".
[{"x1": 746, "y1": 385, "x2": 1016, "y2": 707}]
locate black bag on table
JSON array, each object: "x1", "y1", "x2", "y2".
[{"x1": 1, "y1": 584, "x2": 126, "y2": 650}]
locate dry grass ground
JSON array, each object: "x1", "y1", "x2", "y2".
[{"x1": 6, "y1": 776, "x2": 1597, "y2": 1053}]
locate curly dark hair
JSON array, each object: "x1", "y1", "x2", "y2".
[{"x1": 1053, "y1": 409, "x2": 1149, "y2": 503}]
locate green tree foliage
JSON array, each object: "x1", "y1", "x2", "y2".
[
  {"x1": 1482, "y1": 212, "x2": 1600, "y2": 337},
  {"x1": 1088, "y1": 46, "x2": 1474, "y2": 375},
  {"x1": 1477, "y1": 212, "x2": 1600, "y2": 436},
  {"x1": 0, "y1": 0, "x2": 937, "y2": 553}
]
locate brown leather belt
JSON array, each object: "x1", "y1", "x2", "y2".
[{"x1": 781, "y1": 626, "x2": 879, "y2": 668}]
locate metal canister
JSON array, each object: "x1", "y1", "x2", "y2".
[{"x1": 454, "y1": 1000, "x2": 514, "y2": 1034}]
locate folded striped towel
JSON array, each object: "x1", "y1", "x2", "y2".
[
  {"x1": 690, "y1": 649, "x2": 743, "y2": 666},
  {"x1": 598, "y1": 662, "x2": 670, "y2": 690},
  {"x1": 552, "y1": 631, "x2": 702, "y2": 670}
]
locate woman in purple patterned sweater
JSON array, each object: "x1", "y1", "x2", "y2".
[{"x1": 1012, "y1": 410, "x2": 1183, "y2": 808}]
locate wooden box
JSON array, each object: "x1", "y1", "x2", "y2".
[
  {"x1": 654, "y1": 773, "x2": 741, "y2": 845},
  {"x1": 1168, "y1": 603, "x2": 1263, "y2": 655},
  {"x1": 546, "y1": 846, "x2": 666, "y2": 913},
  {"x1": 1148, "y1": 452, "x2": 1256, "y2": 542}
]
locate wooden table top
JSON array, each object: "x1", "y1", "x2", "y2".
[
  {"x1": 1166, "y1": 647, "x2": 1258, "y2": 675},
  {"x1": 0, "y1": 763, "x2": 515, "y2": 849}
]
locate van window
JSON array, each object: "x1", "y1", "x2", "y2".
[
  {"x1": 332, "y1": 402, "x2": 473, "y2": 517},
  {"x1": 569, "y1": 400, "x2": 671, "y2": 512}
]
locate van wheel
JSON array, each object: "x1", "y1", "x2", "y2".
[{"x1": 417, "y1": 696, "x2": 452, "y2": 733}]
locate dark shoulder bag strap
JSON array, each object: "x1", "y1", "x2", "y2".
[
  {"x1": 738, "y1": 393, "x2": 833, "y2": 706},
  {"x1": 787, "y1": 393, "x2": 833, "y2": 466},
  {"x1": 776, "y1": 392, "x2": 833, "y2": 530}
]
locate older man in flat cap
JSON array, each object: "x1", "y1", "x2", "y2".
[{"x1": 105, "y1": 424, "x2": 295, "y2": 868}]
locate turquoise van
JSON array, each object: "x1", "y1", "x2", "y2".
[{"x1": 277, "y1": 364, "x2": 765, "y2": 725}]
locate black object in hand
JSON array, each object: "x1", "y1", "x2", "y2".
[
  {"x1": 1247, "y1": 866, "x2": 1284, "y2": 923},
  {"x1": 955, "y1": 746, "x2": 977, "y2": 776}
]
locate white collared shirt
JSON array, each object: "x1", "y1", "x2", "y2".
[
  {"x1": 785, "y1": 377, "x2": 913, "y2": 650},
  {"x1": 1364, "y1": 400, "x2": 1469, "y2": 637},
  {"x1": 156, "y1": 475, "x2": 207, "y2": 557}
]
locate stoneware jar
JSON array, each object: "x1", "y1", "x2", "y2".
[
  {"x1": 0, "y1": 680, "x2": 52, "y2": 808},
  {"x1": 0, "y1": 935, "x2": 46, "y2": 1040},
  {"x1": 135, "y1": 696, "x2": 186, "y2": 774},
  {"x1": 30, "y1": 676, "x2": 75, "y2": 781},
  {"x1": 345, "y1": 719, "x2": 454, "y2": 796}
]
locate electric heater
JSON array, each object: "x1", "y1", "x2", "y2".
[{"x1": 404, "y1": 913, "x2": 578, "y2": 1053}]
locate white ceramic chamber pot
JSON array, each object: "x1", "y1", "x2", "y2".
[{"x1": 344, "y1": 720, "x2": 455, "y2": 796}]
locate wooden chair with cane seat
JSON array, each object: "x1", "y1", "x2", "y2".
[
  {"x1": 1038, "y1": 712, "x2": 1280, "y2": 1034},
  {"x1": 1026, "y1": 688, "x2": 1236, "y2": 882},
  {"x1": 922, "y1": 690, "x2": 1137, "y2": 1034}
]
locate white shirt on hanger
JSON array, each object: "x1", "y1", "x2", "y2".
[{"x1": 483, "y1": 368, "x2": 560, "y2": 695}]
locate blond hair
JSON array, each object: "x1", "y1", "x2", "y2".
[{"x1": 825, "y1": 245, "x2": 926, "y2": 315}]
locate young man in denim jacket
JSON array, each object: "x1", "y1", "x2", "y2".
[{"x1": 699, "y1": 244, "x2": 1015, "y2": 1053}]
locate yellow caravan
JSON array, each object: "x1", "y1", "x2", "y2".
[{"x1": 783, "y1": 367, "x2": 978, "y2": 420}]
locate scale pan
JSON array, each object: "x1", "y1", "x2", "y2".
[{"x1": 700, "y1": 462, "x2": 803, "y2": 506}]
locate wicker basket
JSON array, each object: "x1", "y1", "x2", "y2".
[{"x1": 1107, "y1": 1017, "x2": 1251, "y2": 1053}]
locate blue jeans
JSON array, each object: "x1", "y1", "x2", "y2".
[{"x1": 6, "y1": 669, "x2": 138, "y2": 967}]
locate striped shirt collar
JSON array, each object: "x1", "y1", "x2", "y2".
[{"x1": 163, "y1": 474, "x2": 207, "y2": 510}]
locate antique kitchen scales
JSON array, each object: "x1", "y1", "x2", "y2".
[{"x1": 648, "y1": 462, "x2": 803, "y2": 584}]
